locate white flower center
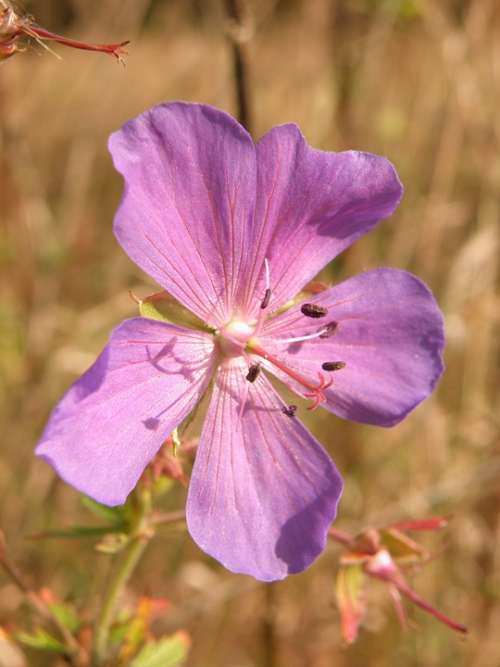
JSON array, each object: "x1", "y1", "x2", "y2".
[{"x1": 217, "y1": 318, "x2": 255, "y2": 358}]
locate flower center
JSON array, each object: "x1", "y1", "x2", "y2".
[
  {"x1": 215, "y1": 258, "x2": 346, "y2": 413},
  {"x1": 217, "y1": 318, "x2": 255, "y2": 358}
]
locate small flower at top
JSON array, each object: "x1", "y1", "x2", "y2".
[
  {"x1": 331, "y1": 518, "x2": 467, "y2": 643},
  {"x1": 35, "y1": 102, "x2": 445, "y2": 581},
  {"x1": 0, "y1": 3, "x2": 128, "y2": 62}
]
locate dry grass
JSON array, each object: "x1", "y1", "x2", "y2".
[{"x1": 0, "y1": 0, "x2": 499, "y2": 665}]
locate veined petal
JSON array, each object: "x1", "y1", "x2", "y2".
[
  {"x1": 186, "y1": 362, "x2": 343, "y2": 581},
  {"x1": 240, "y1": 125, "x2": 402, "y2": 313},
  {"x1": 109, "y1": 103, "x2": 257, "y2": 328},
  {"x1": 259, "y1": 269, "x2": 444, "y2": 426},
  {"x1": 36, "y1": 318, "x2": 215, "y2": 505}
]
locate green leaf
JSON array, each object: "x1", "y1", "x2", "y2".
[
  {"x1": 109, "y1": 617, "x2": 134, "y2": 646},
  {"x1": 130, "y1": 632, "x2": 190, "y2": 667},
  {"x1": 47, "y1": 601, "x2": 81, "y2": 634},
  {"x1": 31, "y1": 525, "x2": 125, "y2": 540},
  {"x1": 81, "y1": 496, "x2": 126, "y2": 523},
  {"x1": 16, "y1": 628, "x2": 67, "y2": 654}
]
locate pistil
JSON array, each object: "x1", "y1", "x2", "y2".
[{"x1": 247, "y1": 341, "x2": 332, "y2": 410}]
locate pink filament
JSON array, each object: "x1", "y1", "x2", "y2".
[{"x1": 249, "y1": 342, "x2": 331, "y2": 410}]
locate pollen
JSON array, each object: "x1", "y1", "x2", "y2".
[
  {"x1": 246, "y1": 363, "x2": 261, "y2": 383},
  {"x1": 322, "y1": 361, "x2": 346, "y2": 371},
  {"x1": 301, "y1": 303, "x2": 328, "y2": 318}
]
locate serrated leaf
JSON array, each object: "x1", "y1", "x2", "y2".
[
  {"x1": 139, "y1": 291, "x2": 210, "y2": 332},
  {"x1": 336, "y1": 564, "x2": 367, "y2": 644},
  {"x1": 16, "y1": 629, "x2": 66, "y2": 654},
  {"x1": 130, "y1": 632, "x2": 190, "y2": 667},
  {"x1": 81, "y1": 496, "x2": 126, "y2": 523}
]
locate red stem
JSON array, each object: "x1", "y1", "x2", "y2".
[
  {"x1": 24, "y1": 24, "x2": 129, "y2": 58},
  {"x1": 394, "y1": 579, "x2": 467, "y2": 634},
  {"x1": 328, "y1": 527, "x2": 354, "y2": 547}
]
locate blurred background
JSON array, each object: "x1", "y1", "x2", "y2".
[{"x1": 1, "y1": 0, "x2": 499, "y2": 665}]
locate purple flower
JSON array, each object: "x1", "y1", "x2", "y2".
[{"x1": 36, "y1": 103, "x2": 444, "y2": 581}]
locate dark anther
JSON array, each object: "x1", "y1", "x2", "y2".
[
  {"x1": 282, "y1": 404, "x2": 297, "y2": 417},
  {"x1": 321, "y1": 361, "x2": 346, "y2": 371},
  {"x1": 246, "y1": 363, "x2": 261, "y2": 383},
  {"x1": 319, "y1": 321, "x2": 338, "y2": 338},
  {"x1": 260, "y1": 288, "x2": 271, "y2": 310},
  {"x1": 301, "y1": 303, "x2": 328, "y2": 318}
]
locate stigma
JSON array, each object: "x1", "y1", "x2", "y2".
[{"x1": 246, "y1": 339, "x2": 333, "y2": 411}]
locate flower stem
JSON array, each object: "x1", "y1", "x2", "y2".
[{"x1": 91, "y1": 491, "x2": 152, "y2": 666}]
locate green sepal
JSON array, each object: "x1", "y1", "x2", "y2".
[
  {"x1": 171, "y1": 428, "x2": 181, "y2": 457},
  {"x1": 16, "y1": 628, "x2": 67, "y2": 654},
  {"x1": 380, "y1": 527, "x2": 425, "y2": 563},
  {"x1": 138, "y1": 291, "x2": 212, "y2": 333},
  {"x1": 130, "y1": 632, "x2": 190, "y2": 667},
  {"x1": 335, "y1": 564, "x2": 367, "y2": 644}
]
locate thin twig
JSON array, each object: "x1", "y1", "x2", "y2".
[
  {"x1": 151, "y1": 509, "x2": 186, "y2": 526},
  {"x1": 261, "y1": 582, "x2": 278, "y2": 667},
  {"x1": 0, "y1": 531, "x2": 82, "y2": 663},
  {"x1": 223, "y1": 0, "x2": 253, "y2": 132}
]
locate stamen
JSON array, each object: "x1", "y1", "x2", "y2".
[
  {"x1": 322, "y1": 361, "x2": 346, "y2": 371},
  {"x1": 319, "y1": 321, "x2": 338, "y2": 338},
  {"x1": 260, "y1": 288, "x2": 271, "y2": 310},
  {"x1": 282, "y1": 404, "x2": 297, "y2": 417},
  {"x1": 264, "y1": 257, "x2": 270, "y2": 290},
  {"x1": 274, "y1": 328, "x2": 332, "y2": 344},
  {"x1": 246, "y1": 363, "x2": 261, "y2": 383},
  {"x1": 255, "y1": 258, "x2": 272, "y2": 335},
  {"x1": 260, "y1": 258, "x2": 271, "y2": 309},
  {"x1": 301, "y1": 303, "x2": 328, "y2": 318}
]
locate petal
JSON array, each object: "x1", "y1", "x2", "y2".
[
  {"x1": 259, "y1": 269, "x2": 444, "y2": 426},
  {"x1": 240, "y1": 125, "x2": 403, "y2": 313},
  {"x1": 186, "y1": 361, "x2": 343, "y2": 581},
  {"x1": 109, "y1": 102, "x2": 257, "y2": 327},
  {"x1": 36, "y1": 318, "x2": 215, "y2": 505}
]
